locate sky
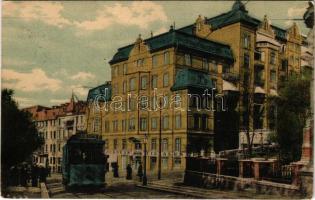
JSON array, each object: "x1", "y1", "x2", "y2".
[{"x1": 1, "y1": 1, "x2": 310, "y2": 108}]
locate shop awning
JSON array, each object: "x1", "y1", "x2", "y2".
[
  {"x1": 223, "y1": 80, "x2": 239, "y2": 91},
  {"x1": 254, "y1": 86, "x2": 266, "y2": 94}
]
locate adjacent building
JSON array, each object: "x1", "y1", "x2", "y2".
[
  {"x1": 87, "y1": 0, "x2": 311, "y2": 174},
  {"x1": 24, "y1": 95, "x2": 87, "y2": 173}
]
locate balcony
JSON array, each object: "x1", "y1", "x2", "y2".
[
  {"x1": 222, "y1": 72, "x2": 240, "y2": 83},
  {"x1": 254, "y1": 51, "x2": 265, "y2": 68}
]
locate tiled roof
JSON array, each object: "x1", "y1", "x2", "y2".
[
  {"x1": 24, "y1": 99, "x2": 86, "y2": 121},
  {"x1": 177, "y1": 1, "x2": 287, "y2": 41},
  {"x1": 87, "y1": 83, "x2": 112, "y2": 102},
  {"x1": 171, "y1": 68, "x2": 214, "y2": 91},
  {"x1": 109, "y1": 30, "x2": 234, "y2": 64}
]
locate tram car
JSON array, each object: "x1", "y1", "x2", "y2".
[{"x1": 62, "y1": 133, "x2": 107, "y2": 189}]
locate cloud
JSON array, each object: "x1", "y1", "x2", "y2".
[
  {"x1": 14, "y1": 97, "x2": 34, "y2": 107},
  {"x1": 69, "y1": 85, "x2": 89, "y2": 97},
  {"x1": 50, "y1": 99, "x2": 68, "y2": 104},
  {"x1": 75, "y1": 2, "x2": 168, "y2": 31},
  {"x1": 2, "y1": 68, "x2": 62, "y2": 92},
  {"x1": 2, "y1": 58, "x2": 33, "y2": 67},
  {"x1": 70, "y1": 71, "x2": 95, "y2": 80},
  {"x1": 3, "y1": 1, "x2": 71, "y2": 28},
  {"x1": 287, "y1": 6, "x2": 307, "y2": 18}
]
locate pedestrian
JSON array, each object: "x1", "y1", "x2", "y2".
[
  {"x1": 137, "y1": 163, "x2": 143, "y2": 181},
  {"x1": 112, "y1": 163, "x2": 119, "y2": 178},
  {"x1": 20, "y1": 164, "x2": 27, "y2": 187},
  {"x1": 10, "y1": 166, "x2": 18, "y2": 186},
  {"x1": 39, "y1": 166, "x2": 46, "y2": 183},
  {"x1": 126, "y1": 164, "x2": 132, "y2": 180},
  {"x1": 31, "y1": 165, "x2": 39, "y2": 187}
]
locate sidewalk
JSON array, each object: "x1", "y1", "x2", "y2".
[
  {"x1": 2, "y1": 186, "x2": 41, "y2": 198},
  {"x1": 138, "y1": 176, "x2": 291, "y2": 199}
]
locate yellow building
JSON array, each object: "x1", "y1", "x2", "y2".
[{"x1": 87, "y1": 0, "x2": 308, "y2": 174}]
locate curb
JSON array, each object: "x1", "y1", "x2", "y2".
[
  {"x1": 136, "y1": 184, "x2": 206, "y2": 198},
  {"x1": 40, "y1": 183, "x2": 50, "y2": 198}
]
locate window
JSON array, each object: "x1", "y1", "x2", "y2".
[
  {"x1": 243, "y1": 33, "x2": 250, "y2": 48},
  {"x1": 140, "y1": 96, "x2": 148, "y2": 110},
  {"x1": 162, "y1": 138, "x2": 168, "y2": 152},
  {"x1": 105, "y1": 121, "x2": 110, "y2": 132},
  {"x1": 260, "y1": 51, "x2": 265, "y2": 62},
  {"x1": 162, "y1": 158, "x2": 168, "y2": 169},
  {"x1": 151, "y1": 139, "x2": 157, "y2": 151},
  {"x1": 129, "y1": 77, "x2": 136, "y2": 91},
  {"x1": 113, "y1": 139, "x2": 118, "y2": 150},
  {"x1": 122, "y1": 139, "x2": 127, "y2": 150},
  {"x1": 244, "y1": 53, "x2": 250, "y2": 68},
  {"x1": 163, "y1": 73, "x2": 169, "y2": 87},
  {"x1": 270, "y1": 70, "x2": 276, "y2": 83},
  {"x1": 202, "y1": 58, "x2": 208, "y2": 70},
  {"x1": 141, "y1": 76, "x2": 147, "y2": 90},
  {"x1": 112, "y1": 120, "x2": 118, "y2": 132},
  {"x1": 128, "y1": 98, "x2": 136, "y2": 111},
  {"x1": 151, "y1": 117, "x2": 157, "y2": 130},
  {"x1": 270, "y1": 51, "x2": 276, "y2": 65},
  {"x1": 140, "y1": 117, "x2": 147, "y2": 131},
  {"x1": 94, "y1": 116, "x2": 100, "y2": 132},
  {"x1": 209, "y1": 61, "x2": 217, "y2": 72},
  {"x1": 129, "y1": 118, "x2": 135, "y2": 131},
  {"x1": 163, "y1": 95, "x2": 169, "y2": 108},
  {"x1": 123, "y1": 63, "x2": 127, "y2": 75},
  {"x1": 152, "y1": 55, "x2": 158, "y2": 67},
  {"x1": 175, "y1": 115, "x2": 181, "y2": 129},
  {"x1": 162, "y1": 115, "x2": 169, "y2": 129},
  {"x1": 122, "y1": 120, "x2": 126, "y2": 131},
  {"x1": 58, "y1": 144, "x2": 61, "y2": 152},
  {"x1": 152, "y1": 75, "x2": 158, "y2": 89},
  {"x1": 164, "y1": 51, "x2": 170, "y2": 65},
  {"x1": 123, "y1": 81, "x2": 127, "y2": 94},
  {"x1": 184, "y1": 54, "x2": 191, "y2": 66},
  {"x1": 137, "y1": 59, "x2": 144, "y2": 67},
  {"x1": 174, "y1": 158, "x2": 181, "y2": 168},
  {"x1": 175, "y1": 138, "x2": 181, "y2": 152},
  {"x1": 104, "y1": 139, "x2": 109, "y2": 149}
]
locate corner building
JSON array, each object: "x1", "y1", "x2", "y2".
[{"x1": 87, "y1": 0, "x2": 310, "y2": 174}]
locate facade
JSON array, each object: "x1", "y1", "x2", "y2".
[
  {"x1": 24, "y1": 95, "x2": 87, "y2": 173},
  {"x1": 87, "y1": 0, "x2": 310, "y2": 174}
]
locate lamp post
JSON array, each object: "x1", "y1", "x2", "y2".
[{"x1": 143, "y1": 134, "x2": 148, "y2": 185}]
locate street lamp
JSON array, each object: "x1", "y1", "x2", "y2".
[{"x1": 143, "y1": 134, "x2": 148, "y2": 185}]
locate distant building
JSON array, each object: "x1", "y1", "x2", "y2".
[
  {"x1": 24, "y1": 94, "x2": 87, "y2": 173},
  {"x1": 86, "y1": 0, "x2": 310, "y2": 174}
]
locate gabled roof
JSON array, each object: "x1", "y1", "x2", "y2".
[
  {"x1": 171, "y1": 68, "x2": 214, "y2": 91},
  {"x1": 109, "y1": 30, "x2": 234, "y2": 65},
  {"x1": 87, "y1": 82, "x2": 112, "y2": 102},
  {"x1": 177, "y1": 1, "x2": 287, "y2": 41}
]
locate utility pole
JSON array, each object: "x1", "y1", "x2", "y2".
[
  {"x1": 158, "y1": 98, "x2": 162, "y2": 180},
  {"x1": 143, "y1": 134, "x2": 148, "y2": 185}
]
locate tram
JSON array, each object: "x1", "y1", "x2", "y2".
[{"x1": 62, "y1": 133, "x2": 107, "y2": 189}]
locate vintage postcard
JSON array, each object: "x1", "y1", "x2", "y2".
[{"x1": 1, "y1": 0, "x2": 314, "y2": 199}]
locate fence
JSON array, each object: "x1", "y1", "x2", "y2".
[
  {"x1": 186, "y1": 157, "x2": 216, "y2": 174},
  {"x1": 262, "y1": 165, "x2": 293, "y2": 184}
]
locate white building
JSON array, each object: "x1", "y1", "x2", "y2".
[{"x1": 24, "y1": 95, "x2": 87, "y2": 173}]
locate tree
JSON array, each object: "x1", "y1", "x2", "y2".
[
  {"x1": 275, "y1": 75, "x2": 310, "y2": 164},
  {"x1": 1, "y1": 89, "x2": 43, "y2": 187}
]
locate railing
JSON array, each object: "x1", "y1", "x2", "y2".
[
  {"x1": 262, "y1": 165, "x2": 293, "y2": 184},
  {"x1": 222, "y1": 72, "x2": 240, "y2": 82},
  {"x1": 186, "y1": 157, "x2": 216, "y2": 174}
]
